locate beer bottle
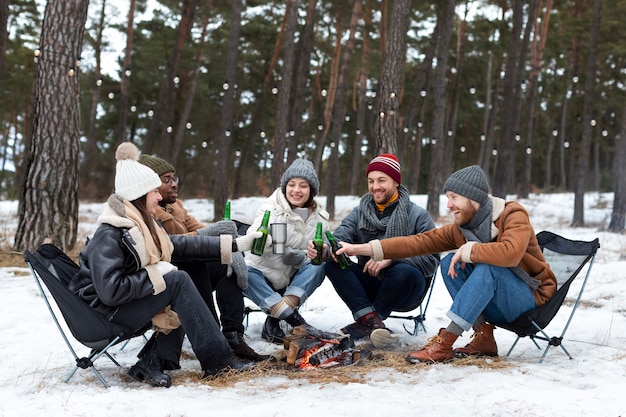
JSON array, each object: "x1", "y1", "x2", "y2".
[
  {"x1": 251, "y1": 210, "x2": 271, "y2": 255},
  {"x1": 223, "y1": 201, "x2": 231, "y2": 220},
  {"x1": 311, "y1": 222, "x2": 324, "y2": 265},
  {"x1": 325, "y1": 230, "x2": 351, "y2": 270}
]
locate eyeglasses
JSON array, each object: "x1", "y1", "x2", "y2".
[{"x1": 161, "y1": 176, "x2": 179, "y2": 185}]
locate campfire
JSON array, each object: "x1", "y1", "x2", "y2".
[{"x1": 283, "y1": 325, "x2": 361, "y2": 369}]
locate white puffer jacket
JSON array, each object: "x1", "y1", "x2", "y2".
[{"x1": 245, "y1": 188, "x2": 329, "y2": 289}]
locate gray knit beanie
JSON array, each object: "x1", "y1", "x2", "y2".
[
  {"x1": 280, "y1": 159, "x2": 320, "y2": 196},
  {"x1": 443, "y1": 165, "x2": 490, "y2": 204}
]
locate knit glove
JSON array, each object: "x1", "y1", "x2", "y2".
[
  {"x1": 282, "y1": 247, "x2": 306, "y2": 267},
  {"x1": 197, "y1": 220, "x2": 237, "y2": 237},
  {"x1": 230, "y1": 252, "x2": 249, "y2": 289},
  {"x1": 235, "y1": 231, "x2": 271, "y2": 252}
]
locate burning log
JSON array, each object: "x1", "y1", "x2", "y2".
[{"x1": 283, "y1": 324, "x2": 361, "y2": 369}]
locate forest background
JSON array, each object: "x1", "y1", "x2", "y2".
[{"x1": 0, "y1": 0, "x2": 625, "y2": 254}]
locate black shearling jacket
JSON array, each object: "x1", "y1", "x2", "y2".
[{"x1": 68, "y1": 194, "x2": 231, "y2": 319}]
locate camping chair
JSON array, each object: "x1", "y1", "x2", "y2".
[
  {"x1": 24, "y1": 243, "x2": 148, "y2": 388},
  {"x1": 388, "y1": 273, "x2": 436, "y2": 336},
  {"x1": 495, "y1": 231, "x2": 600, "y2": 363}
]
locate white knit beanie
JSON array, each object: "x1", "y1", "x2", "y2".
[{"x1": 114, "y1": 142, "x2": 162, "y2": 201}]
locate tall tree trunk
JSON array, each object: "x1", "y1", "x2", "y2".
[
  {"x1": 15, "y1": 0, "x2": 89, "y2": 252},
  {"x1": 426, "y1": 0, "x2": 456, "y2": 219},
  {"x1": 325, "y1": 0, "x2": 361, "y2": 220},
  {"x1": 374, "y1": 0, "x2": 410, "y2": 155},
  {"x1": 350, "y1": 0, "x2": 372, "y2": 196},
  {"x1": 172, "y1": 2, "x2": 212, "y2": 165},
  {"x1": 116, "y1": 0, "x2": 136, "y2": 144},
  {"x1": 270, "y1": 0, "x2": 298, "y2": 189},
  {"x1": 142, "y1": 0, "x2": 198, "y2": 155},
  {"x1": 445, "y1": 5, "x2": 468, "y2": 167},
  {"x1": 286, "y1": 0, "x2": 317, "y2": 164},
  {"x1": 214, "y1": 0, "x2": 242, "y2": 220},
  {"x1": 0, "y1": 0, "x2": 9, "y2": 78},
  {"x1": 81, "y1": 0, "x2": 107, "y2": 200},
  {"x1": 608, "y1": 106, "x2": 626, "y2": 232},
  {"x1": 572, "y1": 0, "x2": 602, "y2": 227},
  {"x1": 520, "y1": 0, "x2": 551, "y2": 198},
  {"x1": 232, "y1": 11, "x2": 286, "y2": 198},
  {"x1": 405, "y1": 20, "x2": 438, "y2": 193},
  {"x1": 492, "y1": 0, "x2": 538, "y2": 198}
]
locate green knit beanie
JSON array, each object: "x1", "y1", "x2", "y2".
[{"x1": 138, "y1": 154, "x2": 176, "y2": 176}]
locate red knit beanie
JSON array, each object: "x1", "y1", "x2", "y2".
[{"x1": 365, "y1": 153, "x2": 401, "y2": 184}]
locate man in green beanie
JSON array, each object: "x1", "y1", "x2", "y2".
[{"x1": 139, "y1": 154, "x2": 270, "y2": 364}]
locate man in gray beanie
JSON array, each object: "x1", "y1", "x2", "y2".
[
  {"x1": 139, "y1": 154, "x2": 270, "y2": 363},
  {"x1": 335, "y1": 164, "x2": 556, "y2": 363}
]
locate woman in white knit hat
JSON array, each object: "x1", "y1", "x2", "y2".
[
  {"x1": 68, "y1": 142, "x2": 262, "y2": 387},
  {"x1": 243, "y1": 158, "x2": 329, "y2": 344}
]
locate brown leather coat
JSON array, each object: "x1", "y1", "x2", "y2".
[{"x1": 374, "y1": 199, "x2": 556, "y2": 307}]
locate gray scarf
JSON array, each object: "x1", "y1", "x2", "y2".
[{"x1": 358, "y1": 185, "x2": 411, "y2": 238}]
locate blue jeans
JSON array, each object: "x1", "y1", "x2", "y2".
[
  {"x1": 325, "y1": 261, "x2": 427, "y2": 320},
  {"x1": 243, "y1": 262, "x2": 326, "y2": 313},
  {"x1": 441, "y1": 253, "x2": 537, "y2": 331}
]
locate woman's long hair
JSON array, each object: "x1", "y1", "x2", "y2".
[{"x1": 131, "y1": 194, "x2": 161, "y2": 251}]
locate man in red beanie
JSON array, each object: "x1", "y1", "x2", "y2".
[{"x1": 325, "y1": 154, "x2": 439, "y2": 347}]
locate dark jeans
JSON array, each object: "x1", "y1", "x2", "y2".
[
  {"x1": 325, "y1": 261, "x2": 427, "y2": 320},
  {"x1": 111, "y1": 269, "x2": 230, "y2": 371},
  {"x1": 153, "y1": 261, "x2": 244, "y2": 368},
  {"x1": 176, "y1": 260, "x2": 245, "y2": 334}
]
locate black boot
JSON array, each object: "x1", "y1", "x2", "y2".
[
  {"x1": 202, "y1": 354, "x2": 256, "y2": 379},
  {"x1": 223, "y1": 331, "x2": 272, "y2": 361},
  {"x1": 284, "y1": 309, "x2": 307, "y2": 328},
  {"x1": 261, "y1": 316, "x2": 285, "y2": 344},
  {"x1": 128, "y1": 334, "x2": 172, "y2": 388}
]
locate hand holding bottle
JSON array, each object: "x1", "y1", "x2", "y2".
[{"x1": 235, "y1": 231, "x2": 268, "y2": 252}]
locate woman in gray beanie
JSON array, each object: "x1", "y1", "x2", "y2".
[
  {"x1": 243, "y1": 158, "x2": 329, "y2": 344},
  {"x1": 335, "y1": 164, "x2": 557, "y2": 364}
]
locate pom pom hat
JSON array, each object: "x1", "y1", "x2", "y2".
[
  {"x1": 281, "y1": 158, "x2": 320, "y2": 196},
  {"x1": 443, "y1": 165, "x2": 490, "y2": 204},
  {"x1": 366, "y1": 153, "x2": 402, "y2": 184},
  {"x1": 114, "y1": 142, "x2": 162, "y2": 201}
]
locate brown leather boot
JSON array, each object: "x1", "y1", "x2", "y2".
[
  {"x1": 340, "y1": 311, "x2": 386, "y2": 340},
  {"x1": 406, "y1": 328, "x2": 458, "y2": 363},
  {"x1": 454, "y1": 323, "x2": 498, "y2": 357}
]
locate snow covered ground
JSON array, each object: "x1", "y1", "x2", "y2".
[{"x1": 0, "y1": 192, "x2": 624, "y2": 417}]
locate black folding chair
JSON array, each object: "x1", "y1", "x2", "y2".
[
  {"x1": 495, "y1": 231, "x2": 600, "y2": 363},
  {"x1": 24, "y1": 243, "x2": 148, "y2": 388},
  {"x1": 388, "y1": 274, "x2": 436, "y2": 335}
]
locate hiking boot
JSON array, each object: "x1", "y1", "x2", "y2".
[
  {"x1": 340, "y1": 311, "x2": 386, "y2": 340},
  {"x1": 128, "y1": 334, "x2": 172, "y2": 387},
  {"x1": 202, "y1": 354, "x2": 256, "y2": 379},
  {"x1": 405, "y1": 328, "x2": 458, "y2": 364},
  {"x1": 283, "y1": 309, "x2": 307, "y2": 328},
  {"x1": 261, "y1": 316, "x2": 285, "y2": 344},
  {"x1": 454, "y1": 323, "x2": 498, "y2": 357},
  {"x1": 223, "y1": 331, "x2": 272, "y2": 362}
]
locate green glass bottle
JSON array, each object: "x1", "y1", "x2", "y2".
[
  {"x1": 251, "y1": 210, "x2": 271, "y2": 255},
  {"x1": 223, "y1": 201, "x2": 231, "y2": 220},
  {"x1": 325, "y1": 230, "x2": 351, "y2": 270},
  {"x1": 311, "y1": 222, "x2": 324, "y2": 265}
]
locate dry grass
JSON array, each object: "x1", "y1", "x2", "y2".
[{"x1": 170, "y1": 344, "x2": 511, "y2": 388}]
